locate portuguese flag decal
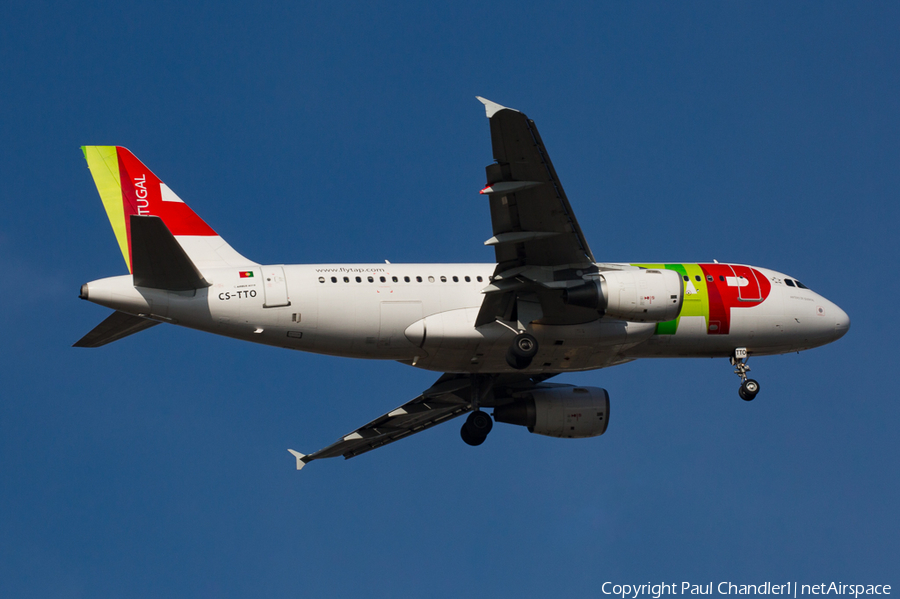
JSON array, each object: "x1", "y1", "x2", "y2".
[{"x1": 239, "y1": 271, "x2": 254, "y2": 278}]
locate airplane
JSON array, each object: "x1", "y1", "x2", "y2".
[{"x1": 75, "y1": 97, "x2": 850, "y2": 470}]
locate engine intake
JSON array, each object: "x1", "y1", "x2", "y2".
[
  {"x1": 563, "y1": 269, "x2": 683, "y2": 323},
  {"x1": 493, "y1": 385, "x2": 610, "y2": 439}
]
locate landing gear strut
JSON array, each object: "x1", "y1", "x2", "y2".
[{"x1": 731, "y1": 348, "x2": 760, "y2": 401}]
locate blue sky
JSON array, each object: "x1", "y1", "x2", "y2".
[{"x1": 2, "y1": 2, "x2": 898, "y2": 597}]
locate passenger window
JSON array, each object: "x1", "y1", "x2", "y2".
[
  {"x1": 707, "y1": 275, "x2": 713, "y2": 282},
  {"x1": 440, "y1": 276, "x2": 447, "y2": 283},
  {"x1": 428, "y1": 276, "x2": 435, "y2": 283},
  {"x1": 416, "y1": 276, "x2": 422, "y2": 282},
  {"x1": 683, "y1": 275, "x2": 689, "y2": 281},
  {"x1": 367, "y1": 276, "x2": 374, "y2": 283},
  {"x1": 785, "y1": 279, "x2": 795, "y2": 287},
  {"x1": 476, "y1": 276, "x2": 483, "y2": 282},
  {"x1": 318, "y1": 277, "x2": 325, "y2": 283},
  {"x1": 695, "y1": 276, "x2": 701, "y2": 281},
  {"x1": 452, "y1": 276, "x2": 459, "y2": 282},
  {"x1": 355, "y1": 276, "x2": 361, "y2": 283},
  {"x1": 331, "y1": 276, "x2": 337, "y2": 283},
  {"x1": 380, "y1": 276, "x2": 386, "y2": 283},
  {"x1": 404, "y1": 276, "x2": 410, "y2": 282},
  {"x1": 465, "y1": 276, "x2": 471, "y2": 282},
  {"x1": 343, "y1": 276, "x2": 349, "y2": 283},
  {"x1": 392, "y1": 276, "x2": 398, "y2": 283},
  {"x1": 719, "y1": 275, "x2": 725, "y2": 281}
]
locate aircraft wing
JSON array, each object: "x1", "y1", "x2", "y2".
[
  {"x1": 288, "y1": 375, "x2": 473, "y2": 469},
  {"x1": 475, "y1": 98, "x2": 599, "y2": 327},
  {"x1": 288, "y1": 373, "x2": 557, "y2": 469},
  {"x1": 477, "y1": 97, "x2": 595, "y2": 271}
]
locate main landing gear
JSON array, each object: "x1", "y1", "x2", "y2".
[
  {"x1": 731, "y1": 348, "x2": 760, "y2": 401},
  {"x1": 506, "y1": 332, "x2": 538, "y2": 370},
  {"x1": 494, "y1": 319, "x2": 540, "y2": 370},
  {"x1": 461, "y1": 411, "x2": 493, "y2": 446},
  {"x1": 461, "y1": 374, "x2": 495, "y2": 446}
]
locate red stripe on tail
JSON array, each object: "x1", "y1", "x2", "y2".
[{"x1": 116, "y1": 147, "x2": 217, "y2": 237}]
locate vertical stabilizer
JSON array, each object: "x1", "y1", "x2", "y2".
[{"x1": 82, "y1": 146, "x2": 257, "y2": 272}]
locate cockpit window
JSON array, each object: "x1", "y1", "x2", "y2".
[
  {"x1": 785, "y1": 279, "x2": 795, "y2": 287},
  {"x1": 795, "y1": 280, "x2": 809, "y2": 289}
]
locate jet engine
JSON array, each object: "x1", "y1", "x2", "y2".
[
  {"x1": 563, "y1": 269, "x2": 683, "y2": 323},
  {"x1": 493, "y1": 385, "x2": 610, "y2": 438}
]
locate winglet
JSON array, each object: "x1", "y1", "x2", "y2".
[
  {"x1": 287, "y1": 449, "x2": 307, "y2": 471},
  {"x1": 476, "y1": 96, "x2": 517, "y2": 118}
]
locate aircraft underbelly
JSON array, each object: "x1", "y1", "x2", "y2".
[{"x1": 412, "y1": 310, "x2": 656, "y2": 374}]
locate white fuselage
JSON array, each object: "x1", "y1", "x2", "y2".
[{"x1": 81, "y1": 262, "x2": 850, "y2": 375}]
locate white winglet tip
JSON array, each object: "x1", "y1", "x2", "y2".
[
  {"x1": 287, "y1": 449, "x2": 307, "y2": 471},
  {"x1": 476, "y1": 96, "x2": 516, "y2": 118}
]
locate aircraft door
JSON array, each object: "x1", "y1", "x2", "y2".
[
  {"x1": 262, "y1": 265, "x2": 291, "y2": 308},
  {"x1": 731, "y1": 265, "x2": 763, "y2": 302}
]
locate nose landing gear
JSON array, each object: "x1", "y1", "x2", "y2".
[
  {"x1": 731, "y1": 348, "x2": 760, "y2": 401},
  {"x1": 739, "y1": 378, "x2": 760, "y2": 401}
]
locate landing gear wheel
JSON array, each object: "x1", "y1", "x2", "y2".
[
  {"x1": 731, "y1": 349, "x2": 760, "y2": 402},
  {"x1": 460, "y1": 410, "x2": 493, "y2": 446},
  {"x1": 739, "y1": 379, "x2": 760, "y2": 401},
  {"x1": 505, "y1": 333, "x2": 539, "y2": 370}
]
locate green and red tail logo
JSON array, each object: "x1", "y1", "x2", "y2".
[{"x1": 82, "y1": 146, "x2": 217, "y2": 272}]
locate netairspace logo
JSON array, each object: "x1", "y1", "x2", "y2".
[{"x1": 601, "y1": 583, "x2": 892, "y2": 599}]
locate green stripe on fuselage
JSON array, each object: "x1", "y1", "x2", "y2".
[{"x1": 632, "y1": 263, "x2": 710, "y2": 335}]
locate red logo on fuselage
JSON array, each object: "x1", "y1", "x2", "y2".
[{"x1": 699, "y1": 264, "x2": 771, "y2": 335}]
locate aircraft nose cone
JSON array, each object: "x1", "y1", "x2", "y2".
[{"x1": 833, "y1": 304, "x2": 850, "y2": 340}]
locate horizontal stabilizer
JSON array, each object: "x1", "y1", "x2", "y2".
[
  {"x1": 73, "y1": 310, "x2": 159, "y2": 348},
  {"x1": 131, "y1": 215, "x2": 210, "y2": 290}
]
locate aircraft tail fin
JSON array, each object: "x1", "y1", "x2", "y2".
[
  {"x1": 81, "y1": 146, "x2": 256, "y2": 273},
  {"x1": 73, "y1": 310, "x2": 160, "y2": 348}
]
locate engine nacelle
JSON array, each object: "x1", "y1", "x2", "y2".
[
  {"x1": 493, "y1": 385, "x2": 610, "y2": 439},
  {"x1": 563, "y1": 269, "x2": 683, "y2": 323}
]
